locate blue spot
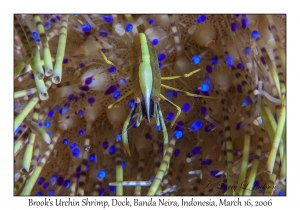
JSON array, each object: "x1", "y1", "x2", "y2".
[
  {"x1": 167, "y1": 112, "x2": 174, "y2": 122},
  {"x1": 102, "y1": 141, "x2": 109, "y2": 149},
  {"x1": 102, "y1": 16, "x2": 113, "y2": 23},
  {"x1": 70, "y1": 143, "x2": 76, "y2": 150},
  {"x1": 85, "y1": 77, "x2": 92, "y2": 85},
  {"x1": 202, "y1": 159, "x2": 212, "y2": 166},
  {"x1": 63, "y1": 180, "x2": 70, "y2": 189},
  {"x1": 242, "y1": 96, "x2": 252, "y2": 107},
  {"x1": 44, "y1": 121, "x2": 51, "y2": 128},
  {"x1": 182, "y1": 103, "x2": 190, "y2": 113},
  {"x1": 151, "y1": 39, "x2": 159, "y2": 46},
  {"x1": 89, "y1": 154, "x2": 96, "y2": 162},
  {"x1": 72, "y1": 148, "x2": 80, "y2": 158},
  {"x1": 158, "y1": 53, "x2": 166, "y2": 62},
  {"x1": 119, "y1": 79, "x2": 126, "y2": 86},
  {"x1": 32, "y1": 32, "x2": 38, "y2": 39},
  {"x1": 190, "y1": 120, "x2": 203, "y2": 132},
  {"x1": 148, "y1": 18, "x2": 155, "y2": 25},
  {"x1": 166, "y1": 90, "x2": 173, "y2": 100},
  {"x1": 35, "y1": 39, "x2": 41, "y2": 45},
  {"x1": 192, "y1": 56, "x2": 201, "y2": 64},
  {"x1": 201, "y1": 107, "x2": 207, "y2": 116},
  {"x1": 76, "y1": 165, "x2": 81, "y2": 172},
  {"x1": 235, "y1": 14, "x2": 241, "y2": 17},
  {"x1": 50, "y1": 173, "x2": 57, "y2": 186},
  {"x1": 174, "y1": 149, "x2": 180, "y2": 157},
  {"x1": 159, "y1": 62, "x2": 163, "y2": 69},
  {"x1": 47, "y1": 110, "x2": 54, "y2": 119},
  {"x1": 36, "y1": 192, "x2": 42, "y2": 196},
  {"x1": 206, "y1": 65, "x2": 213, "y2": 74},
  {"x1": 125, "y1": 24, "x2": 133, "y2": 32},
  {"x1": 197, "y1": 15, "x2": 206, "y2": 24},
  {"x1": 116, "y1": 134, "x2": 122, "y2": 142},
  {"x1": 225, "y1": 55, "x2": 234, "y2": 68},
  {"x1": 236, "y1": 122, "x2": 242, "y2": 130},
  {"x1": 81, "y1": 24, "x2": 91, "y2": 33},
  {"x1": 278, "y1": 190, "x2": 284, "y2": 196},
  {"x1": 150, "y1": 176, "x2": 155, "y2": 182},
  {"x1": 15, "y1": 126, "x2": 21, "y2": 133},
  {"x1": 175, "y1": 121, "x2": 184, "y2": 131},
  {"x1": 99, "y1": 188, "x2": 105, "y2": 196},
  {"x1": 43, "y1": 182, "x2": 49, "y2": 190},
  {"x1": 73, "y1": 14, "x2": 78, "y2": 16},
  {"x1": 105, "y1": 85, "x2": 117, "y2": 95},
  {"x1": 110, "y1": 186, "x2": 116, "y2": 194},
  {"x1": 38, "y1": 123, "x2": 42, "y2": 128},
  {"x1": 57, "y1": 176, "x2": 64, "y2": 186},
  {"x1": 174, "y1": 130, "x2": 183, "y2": 140},
  {"x1": 237, "y1": 63, "x2": 243, "y2": 70},
  {"x1": 211, "y1": 56, "x2": 218, "y2": 66},
  {"x1": 54, "y1": 105, "x2": 59, "y2": 111},
  {"x1": 37, "y1": 177, "x2": 45, "y2": 185},
  {"x1": 221, "y1": 183, "x2": 227, "y2": 192},
  {"x1": 109, "y1": 145, "x2": 115, "y2": 155},
  {"x1": 173, "y1": 91, "x2": 178, "y2": 98},
  {"x1": 44, "y1": 22, "x2": 51, "y2": 30},
  {"x1": 98, "y1": 170, "x2": 106, "y2": 179},
  {"x1": 210, "y1": 170, "x2": 222, "y2": 178},
  {"x1": 14, "y1": 104, "x2": 16, "y2": 110},
  {"x1": 108, "y1": 66, "x2": 116, "y2": 74},
  {"x1": 63, "y1": 58, "x2": 68, "y2": 64},
  {"x1": 80, "y1": 85, "x2": 90, "y2": 92},
  {"x1": 78, "y1": 110, "x2": 84, "y2": 117},
  {"x1": 156, "y1": 125, "x2": 162, "y2": 131},
  {"x1": 88, "y1": 97, "x2": 95, "y2": 104},
  {"x1": 192, "y1": 147, "x2": 200, "y2": 155},
  {"x1": 113, "y1": 91, "x2": 120, "y2": 100},
  {"x1": 63, "y1": 138, "x2": 68, "y2": 145},
  {"x1": 241, "y1": 16, "x2": 249, "y2": 30},
  {"x1": 47, "y1": 190, "x2": 55, "y2": 196},
  {"x1": 204, "y1": 76, "x2": 211, "y2": 85},
  {"x1": 78, "y1": 129, "x2": 85, "y2": 137},
  {"x1": 199, "y1": 84, "x2": 210, "y2": 92},
  {"x1": 76, "y1": 172, "x2": 80, "y2": 180},
  {"x1": 99, "y1": 30, "x2": 108, "y2": 37},
  {"x1": 251, "y1": 30, "x2": 259, "y2": 40},
  {"x1": 129, "y1": 99, "x2": 135, "y2": 108},
  {"x1": 47, "y1": 132, "x2": 51, "y2": 137},
  {"x1": 121, "y1": 161, "x2": 126, "y2": 169},
  {"x1": 245, "y1": 47, "x2": 251, "y2": 55},
  {"x1": 231, "y1": 23, "x2": 237, "y2": 32},
  {"x1": 253, "y1": 180, "x2": 260, "y2": 188}
]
